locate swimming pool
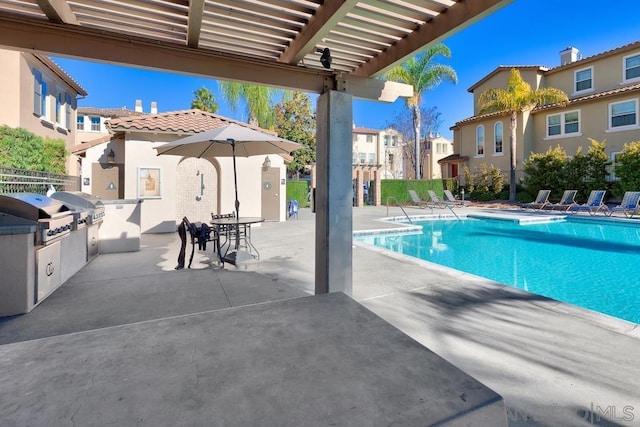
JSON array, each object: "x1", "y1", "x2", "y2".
[{"x1": 355, "y1": 216, "x2": 640, "y2": 324}]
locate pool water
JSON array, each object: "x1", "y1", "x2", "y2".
[{"x1": 356, "y1": 217, "x2": 640, "y2": 324}]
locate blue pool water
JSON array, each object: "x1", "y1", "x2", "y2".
[{"x1": 356, "y1": 217, "x2": 640, "y2": 324}]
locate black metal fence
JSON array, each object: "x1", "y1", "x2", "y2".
[{"x1": 0, "y1": 166, "x2": 80, "y2": 195}]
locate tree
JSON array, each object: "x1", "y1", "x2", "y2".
[
  {"x1": 219, "y1": 81, "x2": 280, "y2": 128},
  {"x1": 385, "y1": 44, "x2": 457, "y2": 180},
  {"x1": 191, "y1": 86, "x2": 219, "y2": 113},
  {"x1": 273, "y1": 92, "x2": 316, "y2": 175},
  {"x1": 386, "y1": 105, "x2": 443, "y2": 179},
  {"x1": 478, "y1": 68, "x2": 568, "y2": 201},
  {"x1": 0, "y1": 125, "x2": 67, "y2": 174}
]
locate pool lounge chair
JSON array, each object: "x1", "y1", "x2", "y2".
[
  {"x1": 605, "y1": 191, "x2": 640, "y2": 218},
  {"x1": 520, "y1": 189, "x2": 551, "y2": 210},
  {"x1": 545, "y1": 190, "x2": 577, "y2": 212},
  {"x1": 408, "y1": 189, "x2": 431, "y2": 209},
  {"x1": 569, "y1": 190, "x2": 607, "y2": 215},
  {"x1": 443, "y1": 189, "x2": 469, "y2": 207},
  {"x1": 427, "y1": 190, "x2": 446, "y2": 208}
]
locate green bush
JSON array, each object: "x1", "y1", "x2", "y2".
[
  {"x1": 0, "y1": 125, "x2": 67, "y2": 174},
  {"x1": 614, "y1": 140, "x2": 640, "y2": 195},
  {"x1": 463, "y1": 163, "x2": 505, "y2": 198},
  {"x1": 470, "y1": 190, "x2": 494, "y2": 201},
  {"x1": 286, "y1": 180, "x2": 309, "y2": 208},
  {"x1": 516, "y1": 191, "x2": 534, "y2": 202},
  {"x1": 381, "y1": 179, "x2": 445, "y2": 205}
]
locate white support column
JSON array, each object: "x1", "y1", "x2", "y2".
[{"x1": 315, "y1": 90, "x2": 353, "y2": 295}]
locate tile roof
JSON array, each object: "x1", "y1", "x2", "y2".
[
  {"x1": 545, "y1": 40, "x2": 640, "y2": 74},
  {"x1": 106, "y1": 109, "x2": 272, "y2": 135},
  {"x1": 353, "y1": 127, "x2": 380, "y2": 134},
  {"x1": 450, "y1": 110, "x2": 509, "y2": 128},
  {"x1": 72, "y1": 133, "x2": 124, "y2": 155},
  {"x1": 33, "y1": 54, "x2": 87, "y2": 96},
  {"x1": 467, "y1": 66, "x2": 549, "y2": 92},
  {"x1": 533, "y1": 82, "x2": 640, "y2": 113},
  {"x1": 78, "y1": 107, "x2": 144, "y2": 118}
]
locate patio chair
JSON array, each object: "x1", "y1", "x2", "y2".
[
  {"x1": 520, "y1": 190, "x2": 550, "y2": 210},
  {"x1": 443, "y1": 189, "x2": 469, "y2": 207},
  {"x1": 605, "y1": 191, "x2": 640, "y2": 218},
  {"x1": 569, "y1": 190, "x2": 608, "y2": 216},
  {"x1": 408, "y1": 189, "x2": 431, "y2": 209},
  {"x1": 545, "y1": 190, "x2": 577, "y2": 212},
  {"x1": 427, "y1": 190, "x2": 446, "y2": 208},
  {"x1": 288, "y1": 199, "x2": 299, "y2": 219},
  {"x1": 178, "y1": 217, "x2": 220, "y2": 269}
]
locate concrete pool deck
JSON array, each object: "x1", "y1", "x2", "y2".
[{"x1": 1, "y1": 204, "x2": 639, "y2": 426}]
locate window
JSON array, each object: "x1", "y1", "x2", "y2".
[
  {"x1": 383, "y1": 135, "x2": 389, "y2": 146},
  {"x1": 77, "y1": 115, "x2": 85, "y2": 131},
  {"x1": 546, "y1": 110, "x2": 580, "y2": 137},
  {"x1": 366, "y1": 134, "x2": 373, "y2": 143},
  {"x1": 624, "y1": 53, "x2": 640, "y2": 82},
  {"x1": 65, "y1": 93, "x2": 72, "y2": 130},
  {"x1": 55, "y1": 92, "x2": 62, "y2": 125},
  {"x1": 359, "y1": 153, "x2": 366, "y2": 164},
  {"x1": 90, "y1": 116, "x2": 101, "y2": 131},
  {"x1": 368, "y1": 153, "x2": 376, "y2": 164},
  {"x1": 609, "y1": 151, "x2": 622, "y2": 181},
  {"x1": 388, "y1": 153, "x2": 394, "y2": 169},
  {"x1": 574, "y1": 67, "x2": 593, "y2": 93},
  {"x1": 392, "y1": 136, "x2": 397, "y2": 146},
  {"x1": 494, "y1": 122, "x2": 503, "y2": 154},
  {"x1": 609, "y1": 99, "x2": 638, "y2": 129},
  {"x1": 475, "y1": 125, "x2": 484, "y2": 156},
  {"x1": 33, "y1": 69, "x2": 47, "y2": 118}
]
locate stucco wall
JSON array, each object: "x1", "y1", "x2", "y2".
[{"x1": 0, "y1": 50, "x2": 21, "y2": 127}]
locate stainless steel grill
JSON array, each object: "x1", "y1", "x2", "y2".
[
  {"x1": 50, "y1": 191, "x2": 105, "y2": 225},
  {"x1": 0, "y1": 193, "x2": 74, "y2": 244}
]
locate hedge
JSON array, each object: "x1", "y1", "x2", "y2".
[
  {"x1": 286, "y1": 180, "x2": 310, "y2": 208},
  {"x1": 381, "y1": 179, "x2": 449, "y2": 205}
]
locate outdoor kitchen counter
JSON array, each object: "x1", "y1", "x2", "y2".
[{"x1": 99, "y1": 199, "x2": 143, "y2": 253}]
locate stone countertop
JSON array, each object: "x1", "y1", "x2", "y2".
[{"x1": 0, "y1": 213, "x2": 37, "y2": 235}]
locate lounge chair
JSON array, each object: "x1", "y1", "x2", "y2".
[
  {"x1": 605, "y1": 191, "x2": 640, "y2": 218},
  {"x1": 569, "y1": 190, "x2": 607, "y2": 215},
  {"x1": 427, "y1": 190, "x2": 446, "y2": 208},
  {"x1": 443, "y1": 189, "x2": 469, "y2": 207},
  {"x1": 408, "y1": 189, "x2": 431, "y2": 209},
  {"x1": 545, "y1": 190, "x2": 577, "y2": 212},
  {"x1": 520, "y1": 190, "x2": 551, "y2": 210}
]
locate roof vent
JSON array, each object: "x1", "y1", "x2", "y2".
[
  {"x1": 560, "y1": 47, "x2": 580, "y2": 65},
  {"x1": 135, "y1": 99, "x2": 143, "y2": 112},
  {"x1": 150, "y1": 101, "x2": 158, "y2": 114}
]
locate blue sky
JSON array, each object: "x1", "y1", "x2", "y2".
[{"x1": 53, "y1": 0, "x2": 640, "y2": 140}]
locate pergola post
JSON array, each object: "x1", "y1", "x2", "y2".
[{"x1": 315, "y1": 90, "x2": 353, "y2": 295}]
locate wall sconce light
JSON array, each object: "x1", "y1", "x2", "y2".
[
  {"x1": 262, "y1": 156, "x2": 271, "y2": 170},
  {"x1": 107, "y1": 149, "x2": 115, "y2": 164},
  {"x1": 318, "y1": 47, "x2": 332, "y2": 69}
]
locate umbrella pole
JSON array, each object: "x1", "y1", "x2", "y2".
[{"x1": 231, "y1": 140, "x2": 240, "y2": 251}]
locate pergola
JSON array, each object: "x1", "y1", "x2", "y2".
[{"x1": 0, "y1": 0, "x2": 513, "y2": 294}]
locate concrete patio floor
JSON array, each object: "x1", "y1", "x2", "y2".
[{"x1": 2, "y1": 205, "x2": 640, "y2": 426}]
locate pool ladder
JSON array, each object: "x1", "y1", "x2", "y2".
[{"x1": 386, "y1": 197, "x2": 413, "y2": 224}]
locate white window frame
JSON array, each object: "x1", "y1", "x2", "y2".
[
  {"x1": 607, "y1": 98, "x2": 639, "y2": 132},
  {"x1": 366, "y1": 134, "x2": 373, "y2": 143},
  {"x1": 90, "y1": 116, "x2": 101, "y2": 132},
  {"x1": 55, "y1": 90, "x2": 63, "y2": 126},
  {"x1": 77, "y1": 115, "x2": 85, "y2": 131},
  {"x1": 33, "y1": 69, "x2": 43, "y2": 116},
  {"x1": 574, "y1": 66, "x2": 594, "y2": 95},
  {"x1": 475, "y1": 125, "x2": 485, "y2": 157},
  {"x1": 359, "y1": 153, "x2": 366, "y2": 164},
  {"x1": 383, "y1": 135, "x2": 389, "y2": 146},
  {"x1": 545, "y1": 109, "x2": 581, "y2": 139},
  {"x1": 368, "y1": 153, "x2": 376, "y2": 164},
  {"x1": 65, "y1": 93, "x2": 72, "y2": 130},
  {"x1": 623, "y1": 52, "x2": 640, "y2": 83},
  {"x1": 493, "y1": 122, "x2": 504, "y2": 156}
]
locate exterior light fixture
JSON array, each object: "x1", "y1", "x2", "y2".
[
  {"x1": 107, "y1": 149, "x2": 115, "y2": 164},
  {"x1": 262, "y1": 156, "x2": 271, "y2": 170},
  {"x1": 319, "y1": 47, "x2": 332, "y2": 69}
]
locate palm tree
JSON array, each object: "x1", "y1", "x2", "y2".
[
  {"x1": 386, "y1": 45, "x2": 457, "y2": 179},
  {"x1": 478, "y1": 68, "x2": 568, "y2": 202},
  {"x1": 191, "y1": 86, "x2": 218, "y2": 113},
  {"x1": 219, "y1": 81, "x2": 280, "y2": 129}
]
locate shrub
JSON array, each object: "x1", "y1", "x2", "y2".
[
  {"x1": 0, "y1": 126, "x2": 68, "y2": 174},
  {"x1": 614, "y1": 140, "x2": 640, "y2": 194},
  {"x1": 523, "y1": 145, "x2": 567, "y2": 198},
  {"x1": 463, "y1": 163, "x2": 505, "y2": 198}
]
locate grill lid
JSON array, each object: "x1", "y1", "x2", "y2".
[
  {"x1": 0, "y1": 193, "x2": 70, "y2": 221},
  {"x1": 50, "y1": 191, "x2": 104, "y2": 209}
]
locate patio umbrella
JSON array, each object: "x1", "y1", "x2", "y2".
[{"x1": 155, "y1": 123, "x2": 302, "y2": 256}]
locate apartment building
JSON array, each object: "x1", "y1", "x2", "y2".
[
  {"x1": 0, "y1": 49, "x2": 87, "y2": 175},
  {"x1": 451, "y1": 41, "x2": 640, "y2": 183}
]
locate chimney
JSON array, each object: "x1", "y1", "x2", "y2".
[
  {"x1": 560, "y1": 47, "x2": 580, "y2": 65},
  {"x1": 135, "y1": 99, "x2": 143, "y2": 112},
  {"x1": 150, "y1": 101, "x2": 158, "y2": 114}
]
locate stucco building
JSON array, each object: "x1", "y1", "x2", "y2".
[
  {"x1": 451, "y1": 41, "x2": 640, "y2": 185},
  {"x1": 74, "y1": 109, "x2": 288, "y2": 233},
  {"x1": 0, "y1": 49, "x2": 87, "y2": 176}
]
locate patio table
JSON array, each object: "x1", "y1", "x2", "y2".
[{"x1": 210, "y1": 216, "x2": 264, "y2": 265}]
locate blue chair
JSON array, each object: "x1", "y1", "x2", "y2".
[{"x1": 288, "y1": 199, "x2": 299, "y2": 219}]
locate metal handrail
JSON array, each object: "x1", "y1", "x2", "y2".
[{"x1": 386, "y1": 196, "x2": 412, "y2": 224}]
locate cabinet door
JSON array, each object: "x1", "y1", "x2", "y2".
[{"x1": 35, "y1": 241, "x2": 61, "y2": 303}]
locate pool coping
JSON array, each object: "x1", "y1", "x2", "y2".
[{"x1": 353, "y1": 212, "x2": 640, "y2": 341}]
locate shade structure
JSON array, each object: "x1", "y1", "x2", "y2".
[{"x1": 155, "y1": 123, "x2": 302, "y2": 263}]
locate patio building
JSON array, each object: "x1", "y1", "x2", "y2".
[
  {"x1": 452, "y1": 41, "x2": 640, "y2": 185},
  {"x1": 73, "y1": 110, "x2": 289, "y2": 233}
]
